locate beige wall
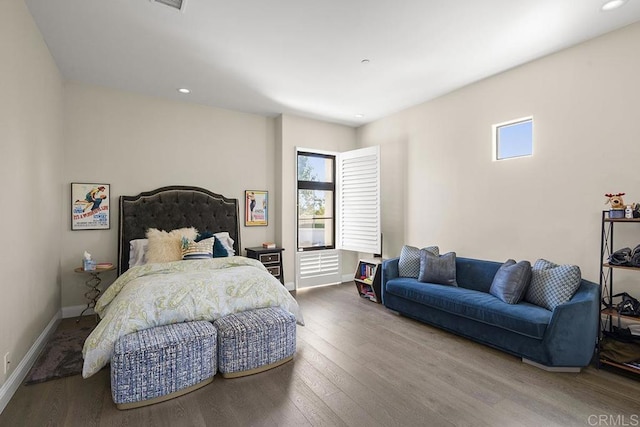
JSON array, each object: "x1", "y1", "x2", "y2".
[
  {"x1": 61, "y1": 83, "x2": 277, "y2": 307},
  {"x1": 358, "y1": 22, "x2": 640, "y2": 293},
  {"x1": 276, "y1": 114, "x2": 358, "y2": 287},
  {"x1": 0, "y1": 0, "x2": 63, "y2": 386}
]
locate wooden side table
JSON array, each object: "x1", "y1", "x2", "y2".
[
  {"x1": 245, "y1": 247, "x2": 285, "y2": 284},
  {"x1": 74, "y1": 265, "x2": 115, "y2": 321}
]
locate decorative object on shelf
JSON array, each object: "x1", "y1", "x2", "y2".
[
  {"x1": 605, "y1": 192, "x2": 626, "y2": 219},
  {"x1": 82, "y1": 250, "x2": 96, "y2": 271},
  {"x1": 245, "y1": 190, "x2": 268, "y2": 226},
  {"x1": 71, "y1": 183, "x2": 110, "y2": 230}
]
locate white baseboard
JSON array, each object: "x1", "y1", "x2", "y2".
[
  {"x1": 522, "y1": 358, "x2": 581, "y2": 373},
  {"x1": 62, "y1": 304, "x2": 94, "y2": 319},
  {"x1": 0, "y1": 311, "x2": 61, "y2": 415}
]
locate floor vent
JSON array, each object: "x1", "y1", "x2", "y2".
[{"x1": 151, "y1": 0, "x2": 187, "y2": 12}]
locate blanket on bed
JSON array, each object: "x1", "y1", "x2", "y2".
[{"x1": 82, "y1": 256, "x2": 303, "y2": 378}]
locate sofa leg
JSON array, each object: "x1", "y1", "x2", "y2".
[{"x1": 522, "y1": 358, "x2": 581, "y2": 373}]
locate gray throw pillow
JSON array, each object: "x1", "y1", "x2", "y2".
[
  {"x1": 489, "y1": 259, "x2": 532, "y2": 304},
  {"x1": 418, "y1": 251, "x2": 457, "y2": 286},
  {"x1": 399, "y1": 245, "x2": 439, "y2": 278},
  {"x1": 524, "y1": 259, "x2": 581, "y2": 310}
]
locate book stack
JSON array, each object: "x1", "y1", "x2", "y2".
[
  {"x1": 96, "y1": 262, "x2": 114, "y2": 269},
  {"x1": 262, "y1": 242, "x2": 276, "y2": 249}
]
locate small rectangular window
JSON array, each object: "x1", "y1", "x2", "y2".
[
  {"x1": 297, "y1": 152, "x2": 335, "y2": 251},
  {"x1": 493, "y1": 117, "x2": 533, "y2": 160}
]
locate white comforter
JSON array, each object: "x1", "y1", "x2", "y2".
[{"x1": 82, "y1": 256, "x2": 303, "y2": 378}]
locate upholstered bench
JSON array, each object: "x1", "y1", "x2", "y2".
[
  {"x1": 214, "y1": 307, "x2": 296, "y2": 378},
  {"x1": 111, "y1": 321, "x2": 217, "y2": 409}
]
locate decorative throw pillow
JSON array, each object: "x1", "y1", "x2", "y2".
[
  {"x1": 146, "y1": 227, "x2": 198, "y2": 263},
  {"x1": 181, "y1": 238, "x2": 213, "y2": 260},
  {"x1": 399, "y1": 245, "x2": 439, "y2": 278},
  {"x1": 524, "y1": 259, "x2": 581, "y2": 310},
  {"x1": 196, "y1": 231, "x2": 235, "y2": 258},
  {"x1": 489, "y1": 259, "x2": 532, "y2": 304},
  {"x1": 418, "y1": 251, "x2": 457, "y2": 286}
]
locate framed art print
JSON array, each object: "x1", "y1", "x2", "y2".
[
  {"x1": 71, "y1": 183, "x2": 110, "y2": 230},
  {"x1": 245, "y1": 190, "x2": 268, "y2": 226}
]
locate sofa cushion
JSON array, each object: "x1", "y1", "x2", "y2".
[
  {"x1": 419, "y1": 251, "x2": 457, "y2": 286},
  {"x1": 525, "y1": 259, "x2": 581, "y2": 311},
  {"x1": 386, "y1": 278, "x2": 551, "y2": 339},
  {"x1": 399, "y1": 245, "x2": 438, "y2": 278},
  {"x1": 455, "y1": 257, "x2": 502, "y2": 293},
  {"x1": 489, "y1": 259, "x2": 532, "y2": 304}
]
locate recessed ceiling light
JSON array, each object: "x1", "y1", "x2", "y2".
[
  {"x1": 177, "y1": 88, "x2": 191, "y2": 94},
  {"x1": 361, "y1": 59, "x2": 370, "y2": 64},
  {"x1": 601, "y1": 0, "x2": 627, "y2": 11},
  {"x1": 355, "y1": 114, "x2": 364, "y2": 118}
]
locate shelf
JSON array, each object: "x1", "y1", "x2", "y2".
[
  {"x1": 601, "y1": 307, "x2": 640, "y2": 322},
  {"x1": 600, "y1": 358, "x2": 640, "y2": 374},
  {"x1": 602, "y1": 263, "x2": 640, "y2": 272},
  {"x1": 604, "y1": 217, "x2": 640, "y2": 223},
  {"x1": 354, "y1": 259, "x2": 382, "y2": 304}
]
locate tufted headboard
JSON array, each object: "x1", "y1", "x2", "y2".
[{"x1": 118, "y1": 186, "x2": 241, "y2": 275}]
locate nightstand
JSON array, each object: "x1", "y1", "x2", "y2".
[
  {"x1": 245, "y1": 247, "x2": 285, "y2": 285},
  {"x1": 74, "y1": 265, "x2": 115, "y2": 321}
]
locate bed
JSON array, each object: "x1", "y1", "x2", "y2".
[{"x1": 81, "y1": 186, "x2": 302, "y2": 378}]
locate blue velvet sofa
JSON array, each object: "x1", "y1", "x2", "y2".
[{"x1": 382, "y1": 256, "x2": 600, "y2": 369}]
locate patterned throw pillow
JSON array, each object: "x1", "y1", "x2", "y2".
[
  {"x1": 399, "y1": 245, "x2": 439, "y2": 278},
  {"x1": 146, "y1": 227, "x2": 198, "y2": 263},
  {"x1": 524, "y1": 259, "x2": 581, "y2": 310},
  {"x1": 181, "y1": 238, "x2": 214, "y2": 260}
]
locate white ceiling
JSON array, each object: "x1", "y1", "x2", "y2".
[{"x1": 24, "y1": 0, "x2": 640, "y2": 126}]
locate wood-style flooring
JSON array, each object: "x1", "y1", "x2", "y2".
[{"x1": 1, "y1": 282, "x2": 639, "y2": 426}]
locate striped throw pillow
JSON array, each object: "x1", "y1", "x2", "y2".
[{"x1": 181, "y1": 238, "x2": 213, "y2": 260}]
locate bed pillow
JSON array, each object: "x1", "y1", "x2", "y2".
[
  {"x1": 489, "y1": 259, "x2": 532, "y2": 304},
  {"x1": 418, "y1": 251, "x2": 457, "y2": 286},
  {"x1": 214, "y1": 232, "x2": 236, "y2": 256},
  {"x1": 128, "y1": 238, "x2": 149, "y2": 268},
  {"x1": 524, "y1": 259, "x2": 581, "y2": 311},
  {"x1": 399, "y1": 245, "x2": 439, "y2": 278},
  {"x1": 146, "y1": 227, "x2": 198, "y2": 263},
  {"x1": 181, "y1": 238, "x2": 214, "y2": 260}
]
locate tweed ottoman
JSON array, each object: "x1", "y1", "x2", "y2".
[
  {"x1": 214, "y1": 307, "x2": 296, "y2": 378},
  {"x1": 111, "y1": 321, "x2": 217, "y2": 409}
]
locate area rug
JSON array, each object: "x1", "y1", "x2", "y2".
[{"x1": 24, "y1": 325, "x2": 93, "y2": 385}]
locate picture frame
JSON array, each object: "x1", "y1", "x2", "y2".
[
  {"x1": 245, "y1": 190, "x2": 268, "y2": 226},
  {"x1": 71, "y1": 183, "x2": 110, "y2": 230}
]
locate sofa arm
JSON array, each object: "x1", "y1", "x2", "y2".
[
  {"x1": 543, "y1": 280, "x2": 600, "y2": 366},
  {"x1": 381, "y1": 257, "x2": 400, "y2": 305}
]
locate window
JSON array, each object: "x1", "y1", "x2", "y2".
[
  {"x1": 297, "y1": 152, "x2": 335, "y2": 250},
  {"x1": 493, "y1": 117, "x2": 533, "y2": 160}
]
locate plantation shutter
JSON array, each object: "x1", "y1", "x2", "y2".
[{"x1": 337, "y1": 146, "x2": 381, "y2": 253}]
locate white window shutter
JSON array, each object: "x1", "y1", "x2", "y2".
[{"x1": 337, "y1": 146, "x2": 381, "y2": 254}]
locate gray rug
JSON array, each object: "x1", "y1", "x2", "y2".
[{"x1": 24, "y1": 325, "x2": 93, "y2": 385}]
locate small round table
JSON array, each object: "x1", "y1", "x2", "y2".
[{"x1": 74, "y1": 265, "x2": 115, "y2": 322}]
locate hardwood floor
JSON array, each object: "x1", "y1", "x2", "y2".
[{"x1": 1, "y1": 282, "x2": 639, "y2": 426}]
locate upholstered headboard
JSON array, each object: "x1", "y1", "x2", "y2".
[{"x1": 118, "y1": 186, "x2": 241, "y2": 275}]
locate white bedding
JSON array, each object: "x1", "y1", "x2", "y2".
[{"x1": 82, "y1": 256, "x2": 303, "y2": 378}]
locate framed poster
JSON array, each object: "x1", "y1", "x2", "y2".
[
  {"x1": 245, "y1": 190, "x2": 268, "y2": 226},
  {"x1": 71, "y1": 183, "x2": 110, "y2": 230}
]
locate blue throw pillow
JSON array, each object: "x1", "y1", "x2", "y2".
[
  {"x1": 399, "y1": 245, "x2": 439, "y2": 278},
  {"x1": 489, "y1": 259, "x2": 532, "y2": 304},
  {"x1": 418, "y1": 251, "x2": 457, "y2": 286},
  {"x1": 196, "y1": 232, "x2": 228, "y2": 258}
]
